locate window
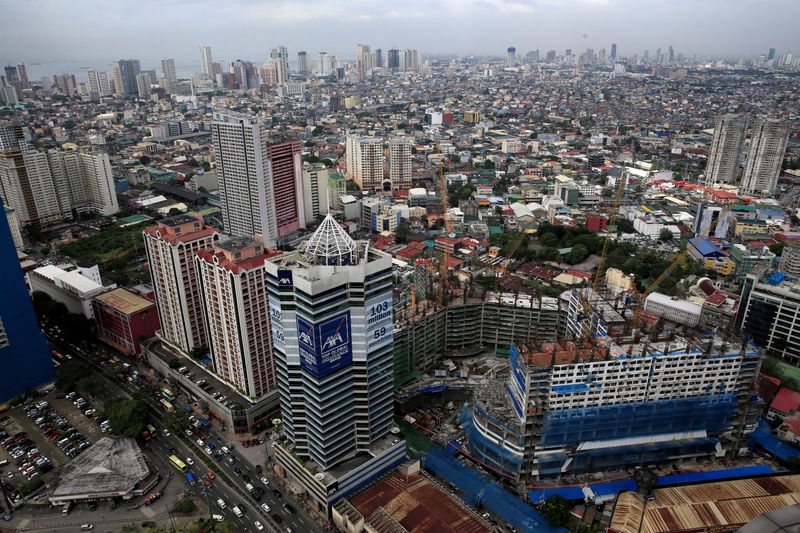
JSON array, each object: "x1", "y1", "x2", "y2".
[{"x1": 0, "y1": 317, "x2": 8, "y2": 348}]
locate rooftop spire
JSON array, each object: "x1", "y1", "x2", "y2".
[{"x1": 304, "y1": 214, "x2": 358, "y2": 266}]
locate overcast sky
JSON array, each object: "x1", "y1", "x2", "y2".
[{"x1": 1, "y1": 0, "x2": 797, "y2": 78}]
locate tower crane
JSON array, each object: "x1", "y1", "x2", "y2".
[{"x1": 437, "y1": 164, "x2": 452, "y2": 308}]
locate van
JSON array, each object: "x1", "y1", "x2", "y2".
[
  {"x1": 217, "y1": 498, "x2": 226, "y2": 509},
  {"x1": 212, "y1": 514, "x2": 224, "y2": 522},
  {"x1": 178, "y1": 367, "x2": 188, "y2": 374}
]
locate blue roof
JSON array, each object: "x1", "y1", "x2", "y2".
[
  {"x1": 750, "y1": 419, "x2": 800, "y2": 460},
  {"x1": 656, "y1": 465, "x2": 774, "y2": 486},
  {"x1": 689, "y1": 237, "x2": 722, "y2": 257}
]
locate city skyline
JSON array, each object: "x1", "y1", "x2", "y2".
[{"x1": 2, "y1": 0, "x2": 799, "y2": 76}]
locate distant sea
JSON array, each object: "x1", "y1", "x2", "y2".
[{"x1": 10, "y1": 59, "x2": 200, "y2": 82}]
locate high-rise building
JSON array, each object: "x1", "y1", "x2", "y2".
[
  {"x1": 135, "y1": 72, "x2": 151, "y2": 99},
  {"x1": 297, "y1": 51, "x2": 308, "y2": 74},
  {"x1": 610, "y1": 43, "x2": 617, "y2": 60},
  {"x1": 328, "y1": 172, "x2": 347, "y2": 211},
  {"x1": 265, "y1": 215, "x2": 405, "y2": 510},
  {"x1": 387, "y1": 49, "x2": 400, "y2": 71},
  {"x1": 346, "y1": 135, "x2": 385, "y2": 191},
  {"x1": 199, "y1": 45, "x2": 214, "y2": 77},
  {"x1": 375, "y1": 48, "x2": 383, "y2": 68},
  {"x1": 47, "y1": 149, "x2": 119, "y2": 217},
  {"x1": 0, "y1": 144, "x2": 71, "y2": 226},
  {"x1": 668, "y1": 45, "x2": 675, "y2": 63},
  {"x1": 112, "y1": 66, "x2": 124, "y2": 97},
  {"x1": 195, "y1": 239, "x2": 279, "y2": 399},
  {"x1": 507, "y1": 46, "x2": 516, "y2": 64},
  {"x1": 703, "y1": 113, "x2": 747, "y2": 186},
  {"x1": 3, "y1": 66, "x2": 18, "y2": 84},
  {"x1": 211, "y1": 112, "x2": 305, "y2": 247},
  {"x1": 388, "y1": 136, "x2": 412, "y2": 190},
  {"x1": 87, "y1": 70, "x2": 111, "y2": 98},
  {"x1": 355, "y1": 43, "x2": 374, "y2": 79},
  {"x1": 740, "y1": 118, "x2": 790, "y2": 197},
  {"x1": 741, "y1": 274, "x2": 800, "y2": 364},
  {"x1": 161, "y1": 58, "x2": 177, "y2": 91},
  {"x1": 768, "y1": 48, "x2": 777, "y2": 61},
  {"x1": 318, "y1": 52, "x2": 329, "y2": 76},
  {"x1": 143, "y1": 214, "x2": 220, "y2": 354},
  {"x1": 403, "y1": 49, "x2": 419, "y2": 71},
  {"x1": 0, "y1": 196, "x2": 53, "y2": 402},
  {"x1": 16, "y1": 63, "x2": 29, "y2": 89},
  {"x1": 271, "y1": 45, "x2": 289, "y2": 76},
  {"x1": 53, "y1": 73, "x2": 77, "y2": 95},
  {"x1": 117, "y1": 59, "x2": 141, "y2": 97},
  {"x1": 302, "y1": 162, "x2": 330, "y2": 224}
]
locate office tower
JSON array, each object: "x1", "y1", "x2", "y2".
[
  {"x1": 135, "y1": 72, "x2": 151, "y2": 98},
  {"x1": 0, "y1": 196, "x2": 53, "y2": 402},
  {"x1": 703, "y1": 113, "x2": 747, "y2": 186},
  {"x1": 297, "y1": 51, "x2": 308, "y2": 74},
  {"x1": 143, "y1": 214, "x2": 219, "y2": 354},
  {"x1": 211, "y1": 112, "x2": 305, "y2": 247},
  {"x1": 507, "y1": 46, "x2": 516, "y2": 64},
  {"x1": 161, "y1": 58, "x2": 177, "y2": 91},
  {"x1": 117, "y1": 59, "x2": 141, "y2": 97},
  {"x1": 16, "y1": 63, "x2": 29, "y2": 89},
  {"x1": 346, "y1": 135, "x2": 385, "y2": 191},
  {"x1": 387, "y1": 49, "x2": 400, "y2": 71},
  {"x1": 318, "y1": 52, "x2": 329, "y2": 76},
  {"x1": 112, "y1": 66, "x2": 124, "y2": 97},
  {"x1": 87, "y1": 70, "x2": 111, "y2": 98},
  {"x1": 270, "y1": 45, "x2": 289, "y2": 76},
  {"x1": 740, "y1": 118, "x2": 790, "y2": 197},
  {"x1": 53, "y1": 73, "x2": 77, "y2": 95},
  {"x1": 3, "y1": 66, "x2": 18, "y2": 84},
  {"x1": 768, "y1": 48, "x2": 776, "y2": 61},
  {"x1": 375, "y1": 48, "x2": 383, "y2": 68},
  {"x1": 0, "y1": 79, "x2": 18, "y2": 106},
  {"x1": 669, "y1": 45, "x2": 675, "y2": 63},
  {"x1": 302, "y1": 162, "x2": 330, "y2": 224},
  {"x1": 200, "y1": 45, "x2": 214, "y2": 77},
  {"x1": 388, "y1": 136, "x2": 412, "y2": 190},
  {"x1": 195, "y1": 239, "x2": 279, "y2": 399},
  {"x1": 610, "y1": 43, "x2": 617, "y2": 60},
  {"x1": 47, "y1": 149, "x2": 119, "y2": 216},
  {"x1": 265, "y1": 216, "x2": 404, "y2": 504},
  {"x1": 546, "y1": 50, "x2": 556, "y2": 62}
]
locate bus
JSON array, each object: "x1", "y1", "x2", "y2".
[
  {"x1": 160, "y1": 387, "x2": 176, "y2": 401},
  {"x1": 168, "y1": 455, "x2": 188, "y2": 473},
  {"x1": 159, "y1": 399, "x2": 174, "y2": 413}
]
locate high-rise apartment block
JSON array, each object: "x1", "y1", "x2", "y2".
[
  {"x1": 196, "y1": 239, "x2": 280, "y2": 399},
  {"x1": 87, "y1": 70, "x2": 111, "y2": 98},
  {"x1": 53, "y1": 73, "x2": 77, "y2": 96},
  {"x1": 346, "y1": 135, "x2": 385, "y2": 191},
  {"x1": 704, "y1": 113, "x2": 747, "y2": 186},
  {"x1": 161, "y1": 58, "x2": 177, "y2": 92},
  {"x1": 355, "y1": 43, "x2": 374, "y2": 80},
  {"x1": 199, "y1": 45, "x2": 214, "y2": 78},
  {"x1": 47, "y1": 149, "x2": 119, "y2": 217},
  {"x1": 0, "y1": 144, "x2": 70, "y2": 226},
  {"x1": 211, "y1": 112, "x2": 305, "y2": 247},
  {"x1": 388, "y1": 136, "x2": 413, "y2": 190},
  {"x1": 143, "y1": 214, "x2": 220, "y2": 354},
  {"x1": 302, "y1": 162, "x2": 330, "y2": 224},
  {"x1": 297, "y1": 51, "x2": 308, "y2": 74},
  {"x1": 117, "y1": 59, "x2": 141, "y2": 98},
  {"x1": 0, "y1": 196, "x2": 53, "y2": 402},
  {"x1": 740, "y1": 118, "x2": 790, "y2": 197},
  {"x1": 265, "y1": 216, "x2": 405, "y2": 511}
]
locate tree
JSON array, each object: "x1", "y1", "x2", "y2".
[
  {"x1": 565, "y1": 244, "x2": 589, "y2": 265},
  {"x1": 167, "y1": 208, "x2": 183, "y2": 217},
  {"x1": 395, "y1": 220, "x2": 411, "y2": 244},
  {"x1": 540, "y1": 495, "x2": 569, "y2": 527},
  {"x1": 105, "y1": 398, "x2": 149, "y2": 438},
  {"x1": 659, "y1": 228, "x2": 674, "y2": 241},
  {"x1": 202, "y1": 161, "x2": 211, "y2": 172},
  {"x1": 172, "y1": 498, "x2": 197, "y2": 513},
  {"x1": 770, "y1": 242, "x2": 785, "y2": 256},
  {"x1": 633, "y1": 466, "x2": 658, "y2": 496},
  {"x1": 18, "y1": 476, "x2": 44, "y2": 496},
  {"x1": 138, "y1": 155, "x2": 152, "y2": 166},
  {"x1": 56, "y1": 360, "x2": 93, "y2": 392},
  {"x1": 617, "y1": 218, "x2": 636, "y2": 234}
]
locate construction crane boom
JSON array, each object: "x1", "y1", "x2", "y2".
[{"x1": 437, "y1": 164, "x2": 450, "y2": 308}]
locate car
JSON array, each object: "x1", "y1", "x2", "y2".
[
  {"x1": 207, "y1": 470, "x2": 216, "y2": 479},
  {"x1": 232, "y1": 506, "x2": 242, "y2": 517},
  {"x1": 162, "y1": 429, "x2": 171, "y2": 437},
  {"x1": 283, "y1": 504, "x2": 296, "y2": 516},
  {"x1": 80, "y1": 524, "x2": 93, "y2": 530},
  {"x1": 196, "y1": 439, "x2": 204, "y2": 447},
  {"x1": 204, "y1": 447, "x2": 213, "y2": 455},
  {"x1": 226, "y1": 456, "x2": 235, "y2": 465},
  {"x1": 221, "y1": 446, "x2": 229, "y2": 454},
  {"x1": 234, "y1": 467, "x2": 242, "y2": 475},
  {"x1": 203, "y1": 479, "x2": 213, "y2": 489},
  {"x1": 272, "y1": 489, "x2": 282, "y2": 498},
  {"x1": 217, "y1": 498, "x2": 226, "y2": 509},
  {"x1": 243, "y1": 441, "x2": 250, "y2": 448},
  {"x1": 272, "y1": 514, "x2": 282, "y2": 524},
  {"x1": 255, "y1": 464, "x2": 263, "y2": 474},
  {"x1": 243, "y1": 474, "x2": 251, "y2": 483},
  {"x1": 481, "y1": 512, "x2": 490, "y2": 519},
  {"x1": 185, "y1": 429, "x2": 193, "y2": 437},
  {"x1": 87, "y1": 502, "x2": 97, "y2": 511},
  {"x1": 186, "y1": 457, "x2": 194, "y2": 465},
  {"x1": 261, "y1": 503, "x2": 271, "y2": 513},
  {"x1": 261, "y1": 477, "x2": 269, "y2": 485},
  {"x1": 254, "y1": 521, "x2": 264, "y2": 530}
]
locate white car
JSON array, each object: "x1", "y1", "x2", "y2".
[
  {"x1": 162, "y1": 429, "x2": 171, "y2": 437},
  {"x1": 185, "y1": 429, "x2": 193, "y2": 437},
  {"x1": 254, "y1": 521, "x2": 264, "y2": 531},
  {"x1": 261, "y1": 503, "x2": 271, "y2": 513},
  {"x1": 221, "y1": 446, "x2": 230, "y2": 454},
  {"x1": 261, "y1": 477, "x2": 269, "y2": 485},
  {"x1": 196, "y1": 438, "x2": 204, "y2": 447},
  {"x1": 204, "y1": 446, "x2": 213, "y2": 455},
  {"x1": 186, "y1": 457, "x2": 194, "y2": 465}
]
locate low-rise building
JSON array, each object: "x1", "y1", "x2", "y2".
[
  {"x1": 92, "y1": 287, "x2": 160, "y2": 356},
  {"x1": 29, "y1": 263, "x2": 114, "y2": 319},
  {"x1": 644, "y1": 292, "x2": 702, "y2": 327}
]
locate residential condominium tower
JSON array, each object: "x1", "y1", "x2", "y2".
[
  {"x1": 703, "y1": 113, "x2": 747, "y2": 186},
  {"x1": 346, "y1": 135, "x2": 385, "y2": 192},
  {"x1": 265, "y1": 216, "x2": 404, "y2": 510},
  {"x1": 388, "y1": 136, "x2": 413, "y2": 190},
  {"x1": 211, "y1": 112, "x2": 305, "y2": 248},
  {"x1": 143, "y1": 214, "x2": 220, "y2": 354},
  {"x1": 196, "y1": 239, "x2": 280, "y2": 399},
  {"x1": 740, "y1": 117, "x2": 791, "y2": 197}
]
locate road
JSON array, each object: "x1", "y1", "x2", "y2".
[{"x1": 47, "y1": 333, "x2": 319, "y2": 533}]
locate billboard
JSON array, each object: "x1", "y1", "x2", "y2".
[
  {"x1": 297, "y1": 312, "x2": 352, "y2": 377},
  {"x1": 269, "y1": 303, "x2": 284, "y2": 350},
  {"x1": 366, "y1": 296, "x2": 393, "y2": 351},
  {"x1": 277, "y1": 270, "x2": 293, "y2": 288}
]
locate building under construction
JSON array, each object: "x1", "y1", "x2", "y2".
[{"x1": 461, "y1": 288, "x2": 764, "y2": 485}]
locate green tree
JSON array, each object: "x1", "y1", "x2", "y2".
[
  {"x1": 770, "y1": 242, "x2": 785, "y2": 256},
  {"x1": 617, "y1": 218, "x2": 636, "y2": 234},
  {"x1": 565, "y1": 244, "x2": 589, "y2": 264},
  {"x1": 540, "y1": 495, "x2": 569, "y2": 527},
  {"x1": 659, "y1": 228, "x2": 674, "y2": 241},
  {"x1": 395, "y1": 220, "x2": 411, "y2": 244},
  {"x1": 105, "y1": 398, "x2": 149, "y2": 438},
  {"x1": 18, "y1": 476, "x2": 44, "y2": 496},
  {"x1": 56, "y1": 360, "x2": 93, "y2": 392},
  {"x1": 172, "y1": 498, "x2": 197, "y2": 513},
  {"x1": 138, "y1": 155, "x2": 152, "y2": 166}
]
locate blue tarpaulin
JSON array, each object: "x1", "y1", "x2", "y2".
[
  {"x1": 750, "y1": 419, "x2": 800, "y2": 461},
  {"x1": 656, "y1": 465, "x2": 774, "y2": 486}
]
